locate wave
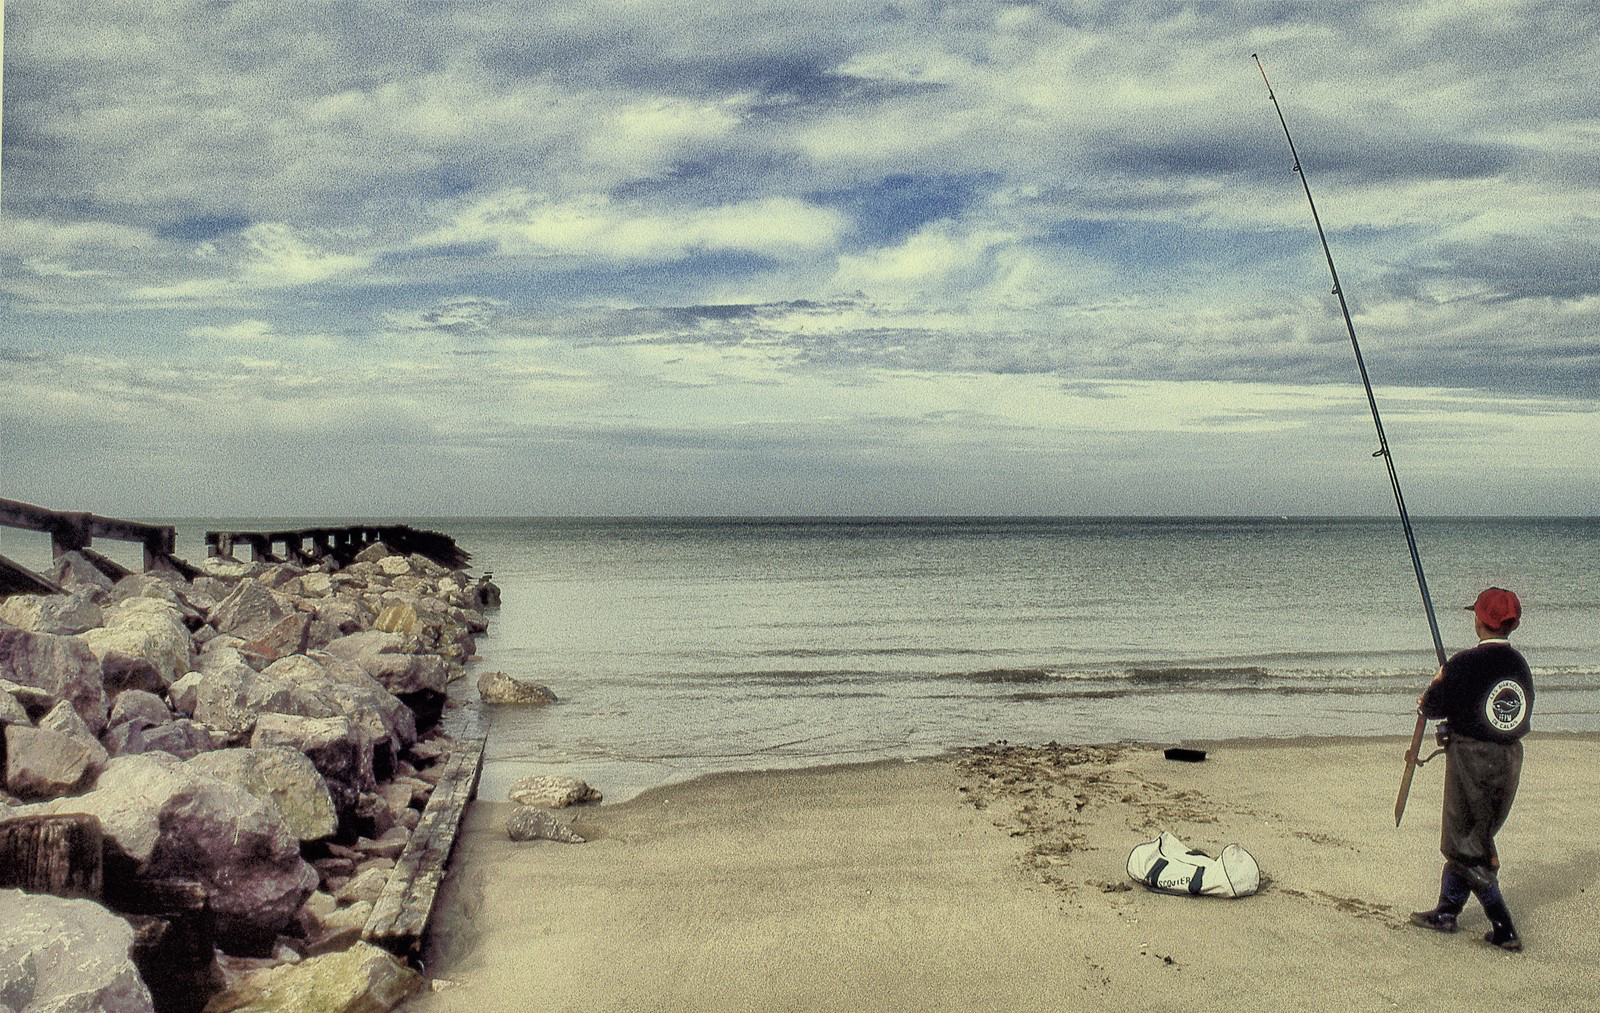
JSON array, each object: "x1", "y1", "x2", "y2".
[{"x1": 1126, "y1": 665, "x2": 1272, "y2": 685}]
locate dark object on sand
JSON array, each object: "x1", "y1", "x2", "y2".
[{"x1": 1163, "y1": 747, "x2": 1207, "y2": 763}]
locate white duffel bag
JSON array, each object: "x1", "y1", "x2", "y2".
[{"x1": 1126, "y1": 831, "x2": 1260, "y2": 898}]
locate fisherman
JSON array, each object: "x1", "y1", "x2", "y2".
[{"x1": 1409, "y1": 587, "x2": 1532, "y2": 951}]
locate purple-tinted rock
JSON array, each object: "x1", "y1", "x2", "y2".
[
  {"x1": 0, "y1": 627, "x2": 107, "y2": 733},
  {"x1": 0, "y1": 592, "x2": 104, "y2": 635},
  {"x1": 0, "y1": 888, "x2": 155, "y2": 1012},
  {"x1": 109, "y1": 690, "x2": 172, "y2": 729},
  {"x1": 12, "y1": 753, "x2": 318, "y2": 954},
  {"x1": 3, "y1": 724, "x2": 99, "y2": 799}
]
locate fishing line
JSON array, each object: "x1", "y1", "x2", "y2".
[{"x1": 1252, "y1": 54, "x2": 1446, "y2": 824}]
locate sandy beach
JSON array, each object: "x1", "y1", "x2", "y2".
[{"x1": 408, "y1": 734, "x2": 1600, "y2": 1012}]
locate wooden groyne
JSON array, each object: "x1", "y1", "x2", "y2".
[
  {"x1": 362, "y1": 705, "x2": 486, "y2": 958},
  {"x1": 0, "y1": 496, "x2": 197, "y2": 595},
  {"x1": 206, "y1": 524, "x2": 471, "y2": 571}
]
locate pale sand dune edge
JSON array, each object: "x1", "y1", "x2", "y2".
[{"x1": 407, "y1": 733, "x2": 1600, "y2": 1012}]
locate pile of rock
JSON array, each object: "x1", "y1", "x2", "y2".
[{"x1": 0, "y1": 541, "x2": 497, "y2": 1013}]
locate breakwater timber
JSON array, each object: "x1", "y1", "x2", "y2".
[{"x1": 0, "y1": 497, "x2": 498, "y2": 1012}]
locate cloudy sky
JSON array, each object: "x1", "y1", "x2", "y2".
[{"x1": 3, "y1": 1, "x2": 1597, "y2": 518}]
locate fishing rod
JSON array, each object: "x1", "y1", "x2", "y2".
[{"x1": 1251, "y1": 54, "x2": 1447, "y2": 825}]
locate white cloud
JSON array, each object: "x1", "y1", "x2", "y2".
[{"x1": 423, "y1": 190, "x2": 848, "y2": 262}]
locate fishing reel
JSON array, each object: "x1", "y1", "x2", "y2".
[{"x1": 1417, "y1": 721, "x2": 1451, "y2": 766}]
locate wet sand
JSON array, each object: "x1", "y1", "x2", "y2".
[{"x1": 407, "y1": 734, "x2": 1600, "y2": 1012}]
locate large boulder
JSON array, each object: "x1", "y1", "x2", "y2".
[
  {"x1": 249, "y1": 713, "x2": 375, "y2": 826},
  {"x1": 79, "y1": 597, "x2": 195, "y2": 692},
  {"x1": 104, "y1": 718, "x2": 216, "y2": 761},
  {"x1": 0, "y1": 592, "x2": 104, "y2": 635},
  {"x1": 196, "y1": 555, "x2": 259, "y2": 580},
  {"x1": 0, "y1": 687, "x2": 28, "y2": 725},
  {"x1": 108, "y1": 690, "x2": 173, "y2": 729},
  {"x1": 190, "y1": 665, "x2": 336, "y2": 744},
  {"x1": 265, "y1": 653, "x2": 417, "y2": 754},
  {"x1": 478, "y1": 670, "x2": 557, "y2": 705},
  {"x1": 50, "y1": 551, "x2": 115, "y2": 600},
  {"x1": 201, "y1": 940, "x2": 421, "y2": 1013},
  {"x1": 236, "y1": 612, "x2": 313, "y2": 665},
  {"x1": 319, "y1": 631, "x2": 448, "y2": 697},
  {"x1": 12, "y1": 753, "x2": 318, "y2": 955},
  {"x1": 187, "y1": 747, "x2": 339, "y2": 842},
  {"x1": 0, "y1": 627, "x2": 108, "y2": 733},
  {"x1": 208, "y1": 581, "x2": 295, "y2": 640},
  {"x1": 3, "y1": 724, "x2": 100, "y2": 799},
  {"x1": 507, "y1": 774, "x2": 600, "y2": 808},
  {"x1": 506, "y1": 805, "x2": 586, "y2": 843},
  {"x1": 0, "y1": 888, "x2": 155, "y2": 1013}
]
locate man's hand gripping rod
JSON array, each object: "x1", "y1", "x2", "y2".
[{"x1": 1252, "y1": 54, "x2": 1450, "y2": 825}]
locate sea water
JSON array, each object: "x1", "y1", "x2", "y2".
[
  {"x1": 442, "y1": 516, "x2": 1600, "y2": 800},
  {"x1": 4, "y1": 516, "x2": 1596, "y2": 802}
]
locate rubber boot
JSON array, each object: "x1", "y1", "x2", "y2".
[
  {"x1": 1410, "y1": 868, "x2": 1470, "y2": 933},
  {"x1": 1479, "y1": 889, "x2": 1522, "y2": 951}
]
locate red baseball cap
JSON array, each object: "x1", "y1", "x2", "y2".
[{"x1": 1466, "y1": 587, "x2": 1521, "y2": 632}]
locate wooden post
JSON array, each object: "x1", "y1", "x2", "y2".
[
  {"x1": 0, "y1": 813, "x2": 105, "y2": 899},
  {"x1": 49, "y1": 512, "x2": 93, "y2": 559}
]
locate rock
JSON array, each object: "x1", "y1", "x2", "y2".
[
  {"x1": 0, "y1": 689, "x2": 28, "y2": 726},
  {"x1": 506, "y1": 805, "x2": 586, "y2": 843},
  {"x1": 101, "y1": 720, "x2": 155, "y2": 759},
  {"x1": 0, "y1": 593, "x2": 104, "y2": 635},
  {"x1": 38, "y1": 699, "x2": 109, "y2": 773},
  {"x1": 355, "y1": 828, "x2": 409, "y2": 861},
  {"x1": 319, "y1": 631, "x2": 448, "y2": 697},
  {"x1": 301, "y1": 900, "x2": 373, "y2": 956},
  {"x1": 38, "y1": 698, "x2": 98, "y2": 740},
  {"x1": 297, "y1": 572, "x2": 334, "y2": 598},
  {"x1": 0, "y1": 888, "x2": 155, "y2": 1013},
  {"x1": 375, "y1": 555, "x2": 412, "y2": 578},
  {"x1": 236, "y1": 612, "x2": 313, "y2": 664},
  {"x1": 309, "y1": 597, "x2": 373, "y2": 638},
  {"x1": 0, "y1": 627, "x2": 108, "y2": 733},
  {"x1": 108, "y1": 572, "x2": 184, "y2": 607},
  {"x1": 198, "y1": 556, "x2": 258, "y2": 580},
  {"x1": 469, "y1": 576, "x2": 501, "y2": 610},
  {"x1": 2, "y1": 724, "x2": 99, "y2": 798},
  {"x1": 0, "y1": 679, "x2": 59, "y2": 723},
  {"x1": 507, "y1": 774, "x2": 601, "y2": 808},
  {"x1": 477, "y1": 670, "x2": 557, "y2": 705},
  {"x1": 372, "y1": 602, "x2": 418, "y2": 634},
  {"x1": 377, "y1": 781, "x2": 413, "y2": 818},
  {"x1": 187, "y1": 747, "x2": 339, "y2": 842},
  {"x1": 201, "y1": 940, "x2": 422, "y2": 1013},
  {"x1": 109, "y1": 690, "x2": 172, "y2": 729},
  {"x1": 354, "y1": 791, "x2": 396, "y2": 839},
  {"x1": 50, "y1": 551, "x2": 115, "y2": 600},
  {"x1": 79, "y1": 597, "x2": 195, "y2": 690},
  {"x1": 333, "y1": 866, "x2": 389, "y2": 905},
  {"x1": 107, "y1": 574, "x2": 208, "y2": 633},
  {"x1": 265, "y1": 653, "x2": 417, "y2": 754},
  {"x1": 168, "y1": 672, "x2": 204, "y2": 716},
  {"x1": 191, "y1": 665, "x2": 334, "y2": 744},
  {"x1": 113, "y1": 718, "x2": 215, "y2": 760},
  {"x1": 352, "y1": 543, "x2": 393, "y2": 563},
  {"x1": 12, "y1": 753, "x2": 318, "y2": 955},
  {"x1": 250, "y1": 713, "x2": 374, "y2": 825},
  {"x1": 208, "y1": 581, "x2": 295, "y2": 640},
  {"x1": 256, "y1": 564, "x2": 305, "y2": 590}
]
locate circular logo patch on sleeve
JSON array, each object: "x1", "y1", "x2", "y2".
[{"x1": 1484, "y1": 679, "x2": 1529, "y2": 734}]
